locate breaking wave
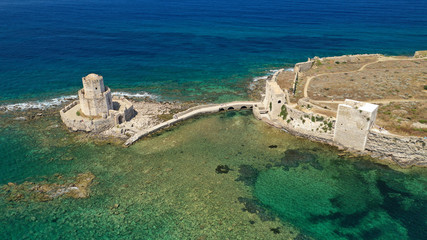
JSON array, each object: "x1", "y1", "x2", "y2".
[
  {"x1": 0, "y1": 91, "x2": 157, "y2": 111},
  {"x1": 249, "y1": 68, "x2": 294, "y2": 90},
  {"x1": 0, "y1": 95, "x2": 78, "y2": 111},
  {"x1": 112, "y1": 91, "x2": 158, "y2": 99}
]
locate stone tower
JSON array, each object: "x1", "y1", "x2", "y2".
[
  {"x1": 333, "y1": 99, "x2": 378, "y2": 151},
  {"x1": 78, "y1": 73, "x2": 113, "y2": 117}
]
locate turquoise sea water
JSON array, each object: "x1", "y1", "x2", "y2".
[
  {"x1": 1, "y1": 112, "x2": 426, "y2": 239},
  {"x1": 1, "y1": 0, "x2": 427, "y2": 239}
]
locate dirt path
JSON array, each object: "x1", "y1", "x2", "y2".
[
  {"x1": 303, "y1": 56, "x2": 427, "y2": 98},
  {"x1": 312, "y1": 98, "x2": 427, "y2": 104}
]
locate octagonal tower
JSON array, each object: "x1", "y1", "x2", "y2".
[{"x1": 78, "y1": 73, "x2": 113, "y2": 117}]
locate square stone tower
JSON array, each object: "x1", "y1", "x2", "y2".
[
  {"x1": 333, "y1": 99, "x2": 378, "y2": 151},
  {"x1": 78, "y1": 73, "x2": 113, "y2": 117}
]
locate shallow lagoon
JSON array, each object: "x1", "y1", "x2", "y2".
[{"x1": 1, "y1": 111, "x2": 426, "y2": 239}]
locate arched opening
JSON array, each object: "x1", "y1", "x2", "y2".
[
  {"x1": 118, "y1": 115, "x2": 124, "y2": 124},
  {"x1": 228, "y1": 107, "x2": 235, "y2": 110},
  {"x1": 278, "y1": 100, "x2": 281, "y2": 104},
  {"x1": 219, "y1": 108, "x2": 225, "y2": 112},
  {"x1": 241, "y1": 106, "x2": 247, "y2": 110},
  {"x1": 249, "y1": 106, "x2": 253, "y2": 109}
]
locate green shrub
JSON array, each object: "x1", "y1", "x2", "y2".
[
  {"x1": 76, "y1": 111, "x2": 81, "y2": 116},
  {"x1": 315, "y1": 116, "x2": 324, "y2": 122},
  {"x1": 279, "y1": 105, "x2": 288, "y2": 120},
  {"x1": 424, "y1": 85, "x2": 427, "y2": 90},
  {"x1": 269, "y1": 102, "x2": 272, "y2": 111},
  {"x1": 419, "y1": 119, "x2": 427, "y2": 124},
  {"x1": 327, "y1": 121, "x2": 333, "y2": 130}
]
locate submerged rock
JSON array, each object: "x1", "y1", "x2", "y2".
[
  {"x1": 215, "y1": 165, "x2": 230, "y2": 174},
  {"x1": 1, "y1": 172, "x2": 95, "y2": 202},
  {"x1": 275, "y1": 149, "x2": 322, "y2": 170},
  {"x1": 238, "y1": 197, "x2": 275, "y2": 221},
  {"x1": 235, "y1": 165, "x2": 259, "y2": 186}
]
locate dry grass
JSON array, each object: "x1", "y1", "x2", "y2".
[
  {"x1": 276, "y1": 71, "x2": 295, "y2": 91},
  {"x1": 305, "y1": 55, "x2": 379, "y2": 75},
  {"x1": 279, "y1": 54, "x2": 426, "y2": 137},
  {"x1": 308, "y1": 59, "x2": 427, "y2": 101},
  {"x1": 376, "y1": 101, "x2": 427, "y2": 137}
]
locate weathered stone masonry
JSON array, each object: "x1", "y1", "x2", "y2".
[
  {"x1": 60, "y1": 73, "x2": 135, "y2": 133},
  {"x1": 256, "y1": 60, "x2": 426, "y2": 166}
]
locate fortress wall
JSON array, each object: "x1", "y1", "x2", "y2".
[
  {"x1": 278, "y1": 105, "x2": 335, "y2": 138},
  {"x1": 365, "y1": 131, "x2": 427, "y2": 166},
  {"x1": 113, "y1": 97, "x2": 135, "y2": 121},
  {"x1": 290, "y1": 60, "x2": 313, "y2": 94},
  {"x1": 320, "y1": 54, "x2": 381, "y2": 62},
  {"x1": 257, "y1": 56, "x2": 425, "y2": 166},
  {"x1": 61, "y1": 101, "x2": 79, "y2": 114},
  {"x1": 261, "y1": 110, "x2": 334, "y2": 145},
  {"x1": 295, "y1": 60, "x2": 313, "y2": 72},
  {"x1": 263, "y1": 68, "x2": 335, "y2": 137},
  {"x1": 60, "y1": 111, "x2": 115, "y2": 133},
  {"x1": 124, "y1": 104, "x2": 135, "y2": 122},
  {"x1": 292, "y1": 71, "x2": 298, "y2": 94}
]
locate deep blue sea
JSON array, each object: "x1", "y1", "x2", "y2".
[
  {"x1": 0, "y1": 0, "x2": 426, "y2": 107},
  {"x1": 1, "y1": 1, "x2": 427, "y2": 239}
]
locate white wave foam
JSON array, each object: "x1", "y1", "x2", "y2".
[
  {"x1": 252, "y1": 75, "x2": 269, "y2": 82},
  {"x1": 249, "y1": 69, "x2": 278, "y2": 90},
  {"x1": 0, "y1": 95, "x2": 78, "y2": 111},
  {"x1": 252, "y1": 69, "x2": 280, "y2": 82},
  {"x1": 249, "y1": 68, "x2": 293, "y2": 90},
  {"x1": 1, "y1": 91, "x2": 158, "y2": 112},
  {"x1": 112, "y1": 91, "x2": 158, "y2": 99}
]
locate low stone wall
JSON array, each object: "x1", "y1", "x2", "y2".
[
  {"x1": 60, "y1": 97, "x2": 135, "y2": 133},
  {"x1": 318, "y1": 54, "x2": 381, "y2": 63},
  {"x1": 61, "y1": 100, "x2": 79, "y2": 114},
  {"x1": 295, "y1": 60, "x2": 314, "y2": 72},
  {"x1": 60, "y1": 110, "x2": 115, "y2": 133},
  {"x1": 365, "y1": 131, "x2": 427, "y2": 166}
]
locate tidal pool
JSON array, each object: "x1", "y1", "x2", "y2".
[{"x1": 0, "y1": 110, "x2": 426, "y2": 239}]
